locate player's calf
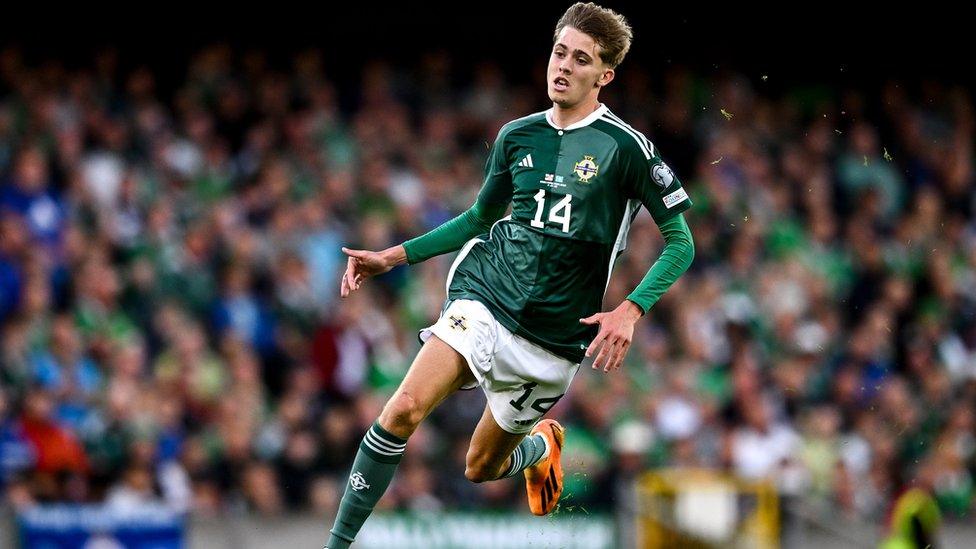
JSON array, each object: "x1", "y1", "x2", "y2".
[
  {"x1": 325, "y1": 421, "x2": 407, "y2": 549},
  {"x1": 326, "y1": 393, "x2": 429, "y2": 548},
  {"x1": 326, "y1": 336, "x2": 472, "y2": 548},
  {"x1": 464, "y1": 431, "x2": 550, "y2": 484}
]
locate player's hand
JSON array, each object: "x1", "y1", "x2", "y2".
[
  {"x1": 580, "y1": 300, "x2": 643, "y2": 373},
  {"x1": 339, "y1": 245, "x2": 406, "y2": 298}
]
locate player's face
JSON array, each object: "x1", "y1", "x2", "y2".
[{"x1": 547, "y1": 26, "x2": 614, "y2": 108}]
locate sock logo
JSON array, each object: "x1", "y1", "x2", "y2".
[{"x1": 350, "y1": 471, "x2": 371, "y2": 491}]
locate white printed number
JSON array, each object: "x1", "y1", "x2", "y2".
[{"x1": 531, "y1": 189, "x2": 573, "y2": 232}]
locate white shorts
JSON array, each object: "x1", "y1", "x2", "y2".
[{"x1": 420, "y1": 299, "x2": 580, "y2": 434}]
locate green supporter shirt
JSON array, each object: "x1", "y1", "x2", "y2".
[{"x1": 413, "y1": 104, "x2": 692, "y2": 363}]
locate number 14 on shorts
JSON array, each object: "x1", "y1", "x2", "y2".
[{"x1": 509, "y1": 382, "x2": 564, "y2": 413}]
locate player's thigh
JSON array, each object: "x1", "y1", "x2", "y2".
[
  {"x1": 465, "y1": 328, "x2": 578, "y2": 477},
  {"x1": 466, "y1": 404, "x2": 526, "y2": 472},
  {"x1": 378, "y1": 335, "x2": 476, "y2": 437},
  {"x1": 480, "y1": 333, "x2": 580, "y2": 434}
]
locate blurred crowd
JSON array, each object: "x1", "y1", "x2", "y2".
[{"x1": 0, "y1": 44, "x2": 974, "y2": 527}]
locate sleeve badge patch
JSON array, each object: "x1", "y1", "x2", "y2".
[
  {"x1": 651, "y1": 162, "x2": 675, "y2": 189},
  {"x1": 663, "y1": 187, "x2": 689, "y2": 209}
]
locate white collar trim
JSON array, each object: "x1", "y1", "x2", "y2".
[{"x1": 545, "y1": 103, "x2": 608, "y2": 131}]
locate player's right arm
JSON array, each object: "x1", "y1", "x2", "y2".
[
  {"x1": 340, "y1": 127, "x2": 514, "y2": 298},
  {"x1": 400, "y1": 199, "x2": 508, "y2": 263}
]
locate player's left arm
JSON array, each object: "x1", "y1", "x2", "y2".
[{"x1": 581, "y1": 147, "x2": 694, "y2": 372}]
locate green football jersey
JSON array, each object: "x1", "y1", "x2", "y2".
[{"x1": 448, "y1": 104, "x2": 692, "y2": 363}]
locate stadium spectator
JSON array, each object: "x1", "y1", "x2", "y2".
[{"x1": 0, "y1": 44, "x2": 972, "y2": 531}]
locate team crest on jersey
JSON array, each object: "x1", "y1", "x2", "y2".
[
  {"x1": 448, "y1": 315, "x2": 468, "y2": 331},
  {"x1": 574, "y1": 155, "x2": 599, "y2": 183},
  {"x1": 651, "y1": 162, "x2": 675, "y2": 189}
]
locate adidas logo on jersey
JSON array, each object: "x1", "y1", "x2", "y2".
[{"x1": 518, "y1": 154, "x2": 534, "y2": 168}]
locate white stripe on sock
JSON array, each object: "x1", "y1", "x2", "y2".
[
  {"x1": 363, "y1": 437, "x2": 402, "y2": 456},
  {"x1": 367, "y1": 427, "x2": 406, "y2": 447},
  {"x1": 366, "y1": 430, "x2": 405, "y2": 453},
  {"x1": 506, "y1": 447, "x2": 523, "y2": 477},
  {"x1": 367, "y1": 430, "x2": 406, "y2": 449}
]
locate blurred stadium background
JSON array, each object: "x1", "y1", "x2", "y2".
[{"x1": 1, "y1": 3, "x2": 973, "y2": 547}]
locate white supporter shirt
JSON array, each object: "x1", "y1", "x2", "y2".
[{"x1": 731, "y1": 423, "x2": 801, "y2": 480}]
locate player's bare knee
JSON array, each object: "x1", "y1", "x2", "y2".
[
  {"x1": 464, "y1": 462, "x2": 495, "y2": 483},
  {"x1": 464, "y1": 451, "x2": 500, "y2": 483},
  {"x1": 379, "y1": 391, "x2": 425, "y2": 436}
]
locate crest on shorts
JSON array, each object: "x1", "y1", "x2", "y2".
[
  {"x1": 449, "y1": 314, "x2": 468, "y2": 331},
  {"x1": 574, "y1": 155, "x2": 599, "y2": 183}
]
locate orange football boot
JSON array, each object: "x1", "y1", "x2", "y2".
[{"x1": 524, "y1": 418, "x2": 565, "y2": 516}]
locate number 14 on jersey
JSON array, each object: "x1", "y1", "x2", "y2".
[{"x1": 531, "y1": 189, "x2": 573, "y2": 233}]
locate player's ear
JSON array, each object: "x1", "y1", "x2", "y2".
[{"x1": 596, "y1": 67, "x2": 615, "y2": 88}]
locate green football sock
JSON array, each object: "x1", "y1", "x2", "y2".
[
  {"x1": 496, "y1": 433, "x2": 548, "y2": 479},
  {"x1": 326, "y1": 422, "x2": 407, "y2": 549}
]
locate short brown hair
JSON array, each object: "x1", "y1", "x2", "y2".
[{"x1": 554, "y1": 2, "x2": 633, "y2": 69}]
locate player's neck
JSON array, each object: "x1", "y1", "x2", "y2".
[{"x1": 550, "y1": 99, "x2": 601, "y2": 129}]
